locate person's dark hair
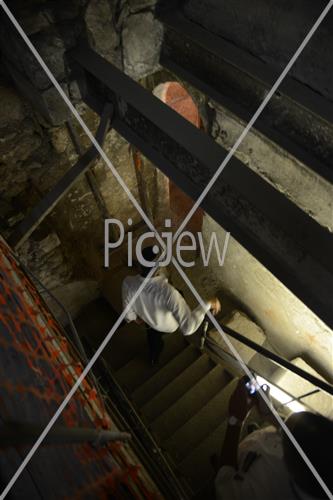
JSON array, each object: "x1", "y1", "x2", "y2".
[
  {"x1": 139, "y1": 246, "x2": 157, "y2": 277},
  {"x1": 282, "y1": 411, "x2": 333, "y2": 498}
]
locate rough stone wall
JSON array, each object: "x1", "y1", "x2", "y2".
[
  {"x1": 169, "y1": 205, "x2": 333, "y2": 383},
  {"x1": 0, "y1": 79, "x2": 104, "y2": 317},
  {"x1": 0, "y1": 0, "x2": 162, "y2": 320},
  {"x1": 151, "y1": 77, "x2": 333, "y2": 382},
  {"x1": 150, "y1": 9, "x2": 333, "y2": 380},
  {"x1": 0, "y1": 0, "x2": 162, "y2": 123},
  {"x1": 210, "y1": 102, "x2": 333, "y2": 231},
  {"x1": 122, "y1": 10, "x2": 163, "y2": 79},
  {"x1": 197, "y1": 77, "x2": 333, "y2": 379},
  {"x1": 200, "y1": 216, "x2": 333, "y2": 383}
]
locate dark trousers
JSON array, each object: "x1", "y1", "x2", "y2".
[{"x1": 146, "y1": 327, "x2": 165, "y2": 363}]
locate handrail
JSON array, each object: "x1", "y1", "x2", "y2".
[
  {"x1": 17, "y1": 256, "x2": 189, "y2": 499},
  {"x1": 282, "y1": 389, "x2": 321, "y2": 409},
  {"x1": 93, "y1": 352, "x2": 191, "y2": 500},
  {"x1": 206, "y1": 319, "x2": 333, "y2": 396},
  {"x1": 20, "y1": 260, "x2": 89, "y2": 364}
]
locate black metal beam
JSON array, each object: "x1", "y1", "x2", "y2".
[
  {"x1": 158, "y1": 9, "x2": 333, "y2": 184},
  {"x1": 208, "y1": 323, "x2": 333, "y2": 396},
  {"x1": 69, "y1": 45, "x2": 333, "y2": 328},
  {"x1": 8, "y1": 103, "x2": 113, "y2": 249},
  {"x1": 66, "y1": 119, "x2": 113, "y2": 221}
]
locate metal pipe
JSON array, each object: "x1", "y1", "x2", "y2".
[
  {"x1": 207, "y1": 323, "x2": 333, "y2": 396},
  {"x1": 8, "y1": 103, "x2": 113, "y2": 249},
  {"x1": 282, "y1": 388, "x2": 321, "y2": 407},
  {"x1": 297, "y1": 388, "x2": 321, "y2": 401},
  {"x1": 94, "y1": 354, "x2": 190, "y2": 499},
  {"x1": 66, "y1": 119, "x2": 114, "y2": 223},
  {"x1": 0, "y1": 421, "x2": 131, "y2": 448}
]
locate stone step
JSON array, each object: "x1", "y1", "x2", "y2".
[
  {"x1": 101, "y1": 322, "x2": 148, "y2": 372},
  {"x1": 140, "y1": 353, "x2": 214, "y2": 422},
  {"x1": 132, "y1": 344, "x2": 201, "y2": 407},
  {"x1": 102, "y1": 265, "x2": 136, "y2": 315},
  {"x1": 210, "y1": 310, "x2": 266, "y2": 365},
  {"x1": 75, "y1": 298, "x2": 118, "y2": 349},
  {"x1": 115, "y1": 333, "x2": 187, "y2": 393},
  {"x1": 164, "y1": 378, "x2": 236, "y2": 463},
  {"x1": 179, "y1": 419, "x2": 229, "y2": 491},
  {"x1": 150, "y1": 364, "x2": 230, "y2": 442},
  {"x1": 75, "y1": 300, "x2": 148, "y2": 372}
]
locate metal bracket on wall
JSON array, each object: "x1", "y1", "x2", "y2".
[
  {"x1": 8, "y1": 102, "x2": 114, "y2": 250},
  {"x1": 66, "y1": 118, "x2": 111, "y2": 222},
  {"x1": 68, "y1": 45, "x2": 333, "y2": 328}
]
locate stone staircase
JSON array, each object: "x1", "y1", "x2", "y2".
[
  {"x1": 75, "y1": 297, "x2": 238, "y2": 498},
  {"x1": 73, "y1": 243, "x2": 246, "y2": 497},
  {"x1": 69, "y1": 233, "x2": 332, "y2": 497}
]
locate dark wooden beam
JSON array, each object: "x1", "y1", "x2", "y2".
[
  {"x1": 69, "y1": 45, "x2": 333, "y2": 328},
  {"x1": 158, "y1": 9, "x2": 333, "y2": 184},
  {"x1": 8, "y1": 103, "x2": 113, "y2": 249}
]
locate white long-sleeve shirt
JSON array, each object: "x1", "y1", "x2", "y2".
[
  {"x1": 122, "y1": 274, "x2": 210, "y2": 335},
  {"x1": 215, "y1": 426, "x2": 318, "y2": 500}
]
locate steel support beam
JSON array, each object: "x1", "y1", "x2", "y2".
[
  {"x1": 158, "y1": 9, "x2": 333, "y2": 184},
  {"x1": 69, "y1": 45, "x2": 333, "y2": 328},
  {"x1": 0, "y1": 421, "x2": 131, "y2": 448},
  {"x1": 8, "y1": 103, "x2": 113, "y2": 249},
  {"x1": 209, "y1": 322, "x2": 333, "y2": 396}
]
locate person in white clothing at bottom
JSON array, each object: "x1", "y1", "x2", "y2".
[
  {"x1": 122, "y1": 246, "x2": 221, "y2": 365},
  {"x1": 214, "y1": 377, "x2": 333, "y2": 500}
]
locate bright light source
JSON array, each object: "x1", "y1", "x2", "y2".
[{"x1": 256, "y1": 375, "x2": 306, "y2": 413}]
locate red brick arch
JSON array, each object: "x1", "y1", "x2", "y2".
[{"x1": 153, "y1": 82, "x2": 204, "y2": 235}]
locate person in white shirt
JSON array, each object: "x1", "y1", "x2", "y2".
[
  {"x1": 214, "y1": 377, "x2": 333, "y2": 500},
  {"x1": 122, "y1": 246, "x2": 221, "y2": 364}
]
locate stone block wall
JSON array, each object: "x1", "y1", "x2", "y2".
[
  {"x1": 0, "y1": 0, "x2": 162, "y2": 320},
  {"x1": 200, "y1": 215, "x2": 333, "y2": 383},
  {"x1": 150, "y1": 75, "x2": 333, "y2": 383},
  {"x1": 210, "y1": 101, "x2": 333, "y2": 232}
]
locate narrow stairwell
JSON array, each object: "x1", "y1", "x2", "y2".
[
  {"x1": 75, "y1": 297, "x2": 239, "y2": 498},
  {"x1": 73, "y1": 242, "x2": 242, "y2": 497}
]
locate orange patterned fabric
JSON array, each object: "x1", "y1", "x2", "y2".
[{"x1": 0, "y1": 238, "x2": 160, "y2": 499}]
